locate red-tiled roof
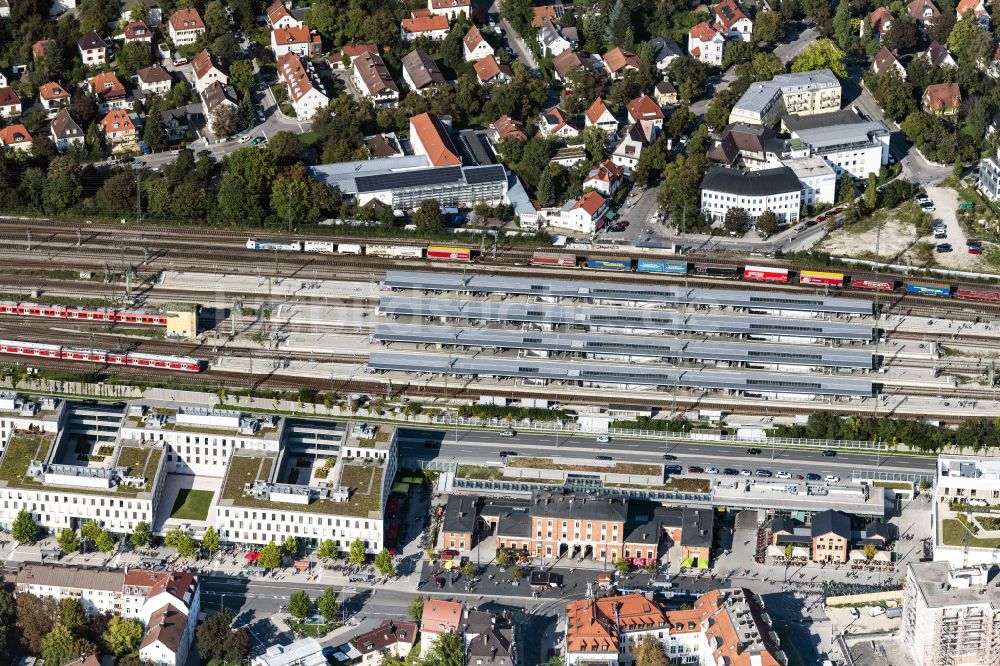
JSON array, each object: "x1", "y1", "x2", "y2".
[
  {"x1": 626, "y1": 94, "x2": 664, "y2": 122},
  {"x1": 0, "y1": 124, "x2": 31, "y2": 145},
  {"x1": 39, "y1": 82, "x2": 69, "y2": 100},
  {"x1": 924, "y1": 82, "x2": 961, "y2": 110},
  {"x1": 494, "y1": 115, "x2": 527, "y2": 141},
  {"x1": 689, "y1": 21, "x2": 718, "y2": 42},
  {"x1": 169, "y1": 8, "x2": 205, "y2": 32},
  {"x1": 124, "y1": 21, "x2": 152, "y2": 39},
  {"x1": 474, "y1": 55, "x2": 511, "y2": 82},
  {"x1": 402, "y1": 13, "x2": 449, "y2": 34},
  {"x1": 573, "y1": 191, "x2": 607, "y2": 216},
  {"x1": 411, "y1": 112, "x2": 461, "y2": 166},
  {"x1": 714, "y1": 0, "x2": 749, "y2": 29},
  {"x1": 585, "y1": 97, "x2": 612, "y2": 125},
  {"x1": 604, "y1": 47, "x2": 640, "y2": 73},
  {"x1": 421, "y1": 599, "x2": 463, "y2": 635},
  {"x1": 99, "y1": 109, "x2": 135, "y2": 133}
]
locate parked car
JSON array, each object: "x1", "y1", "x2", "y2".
[
  {"x1": 596, "y1": 455, "x2": 612, "y2": 460},
  {"x1": 665, "y1": 465, "x2": 683, "y2": 475},
  {"x1": 705, "y1": 467, "x2": 720, "y2": 474},
  {"x1": 723, "y1": 468, "x2": 740, "y2": 476},
  {"x1": 805, "y1": 473, "x2": 821, "y2": 481},
  {"x1": 936, "y1": 243, "x2": 952, "y2": 253},
  {"x1": 775, "y1": 471, "x2": 792, "y2": 479},
  {"x1": 755, "y1": 469, "x2": 772, "y2": 477},
  {"x1": 687, "y1": 466, "x2": 704, "y2": 474},
  {"x1": 172, "y1": 58, "x2": 189, "y2": 66},
  {"x1": 825, "y1": 475, "x2": 841, "y2": 483},
  {"x1": 740, "y1": 469, "x2": 752, "y2": 476}
]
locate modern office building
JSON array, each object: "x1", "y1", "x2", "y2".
[
  {"x1": 901, "y1": 562, "x2": 1000, "y2": 666},
  {"x1": 789, "y1": 121, "x2": 891, "y2": 179},
  {"x1": 700, "y1": 165, "x2": 802, "y2": 224}
]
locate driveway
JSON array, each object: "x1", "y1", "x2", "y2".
[
  {"x1": 773, "y1": 26, "x2": 818, "y2": 64},
  {"x1": 487, "y1": 0, "x2": 538, "y2": 69}
]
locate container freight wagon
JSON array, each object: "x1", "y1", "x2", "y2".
[
  {"x1": 956, "y1": 288, "x2": 1000, "y2": 302},
  {"x1": 799, "y1": 270, "x2": 845, "y2": 287},
  {"x1": 426, "y1": 246, "x2": 472, "y2": 261},
  {"x1": 743, "y1": 265, "x2": 789, "y2": 283},
  {"x1": 849, "y1": 278, "x2": 895, "y2": 292},
  {"x1": 532, "y1": 252, "x2": 577, "y2": 267},
  {"x1": 337, "y1": 244, "x2": 363, "y2": 255},
  {"x1": 693, "y1": 264, "x2": 741, "y2": 279},
  {"x1": 585, "y1": 257, "x2": 632, "y2": 271},
  {"x1": 367, "y1": 244, "x2": 424, "y2": 259},
  {"x1": 905, "y1": 283, "x2": 951, "y2": 297},
  {"x1": 637, "y1": 259, "x2": 688, "y2": 274},
  {"x1": 303, "y1": 240, "x2": 337, "y2": 253}
]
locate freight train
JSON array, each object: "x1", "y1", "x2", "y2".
[
  {"x1": 529, "y1": 252, "x2": 1000, "y2": 303},
  {"x1": 0, "y1": 302, "x2": 167, "y2": 325},
  {"x1": 0, "y1": 340, "x2": 202, "y2": 372}
]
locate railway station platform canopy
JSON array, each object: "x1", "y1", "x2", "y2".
[
  {"x1": 366, "y1": 351, "x2": 875, "y2": 397},
  {"x1": 382, "y1": 270, "x2": 876, "y2": 316},
  {"x1": 372, "y1": 323, "x2": 876, "y2": 370},
  {"x1": 377, "y1": 296, "x2": 877, "y2": 342}
]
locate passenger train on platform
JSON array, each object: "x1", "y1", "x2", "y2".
[
  {"x1": 0, "y1": 340, "x2": 202, "y2": 372},
  {"x1": 0, "y1": 302, "x2": 167, "y2": 325}
]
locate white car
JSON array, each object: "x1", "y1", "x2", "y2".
[
  {"x1": 499, "y1": 430, "x2": 516, "y2": 438},
  {"x1": 825, "y1": 475, "x2": 841, "y2": 483},
  {"x1": 740, "y1": 469, "x2": 752, "y2": 477},
  {"x1": 775, "y1": 471, "x2": 792, "y2": 479},
  {"x1": 596, "y1": 435, "x2": 610, "y2": 444},
  {"x1": 705, "y1": 467, "x2": 720, "y2": 474}
]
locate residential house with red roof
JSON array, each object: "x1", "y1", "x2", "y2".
[
  {"x1": 474, "y1": 55, "x2": 512, "y2": 84},
  {"x1": 87, "y1": 72, "x2": 128, "y2": 112},
  {"x1": 427, "y1": 0, "x2": 469, "y2": 20},
  {"x1": 688, "y1": 21, "x2": 725, "y2": 65},
  {"x1": 863, "y1": 6, "x2": 894, "y2": 39},
  {"x1": 584, "y1": 97, "x2": 618, "y2": 133},
  {"x1": 907, "y1": 0, "x2": 940, "y2": 29},
  {"x1": 552, "y1": 49, "x2": 584, "y2": 81},
  {"x1": 38, "y1": 82, "x2": 70, "y2": 112},
  {"x1": 99, "y1": 109, "x2": 138, "y2": 152},
  {"x1": 583, "y1": 159, "x2": 625, "y2": 196},
  {"x1": 0, "y1": 124, "x2": 32, "y2": 152},
  {"x1": 401, "y1": 10, "x2": 449, "y2": 41},
  {"x1": 32, "y1": 38, "x2": 53, "y2": 60},
  {"x1": 139, "y1": 604, "x2": 190, "y2": 666},
  {"x1": 872, "y1": 47, "x2": 906, "y2": 79},
  {"x1": 532, "y1": 5, "x2": 563, "y2": 28},
  {"x1": 923, "y1": 82, "x2": 961, "y2": 115},
  {"x1": 266, "y1": 0, "x2": 302, "y2": 29},
  {"x1": 123, "y1": 21, "x2": 153, "y2": 48},
  {"x1": 491, "y1": 115, "x2": 527, "y2": 142},
  {"x1": 277, "y1": 52, "x2": 328, "y2": 119},
  {"x1": 402, "y1": 50, "x2": 446, "y2": 93},
  {"x1": 555, "y1": 191, "x2": 608, "y2": 233},
  {"x1": 270, "y1": 25, "x2": 322, "y2": 58},
  {"x1": 410, "y1": 112, "x2": 461, "y2": 166},
  {"x1": 330, "y1": 44, "x2": 378, "y2": 68},
  {"x1": 351, "y1": 620, "x2": 419, "y2": 665},
  {"x1": 420, "y1": 600, "x2": 464, "y2": 653},
  {"x1": 191, "y1": 49, "x2": 228, "y2": 94},
  {"x1": 538, "y1": 105, "x2": 578, "y2": 139},
  {"x1": 956, "y1": 0, "x2": 990, "y2": 27},
  {"x1": 627, "y1": 94, "x2": 664, "y2": 143},
  {"x1": 353, "y1": 51, "x2": 399, "y2": 108},
  {"x1": 603, "y1": 47, "x2": 640, "y2": 79},
  {"x1": 168, "y1": 8, "x2": 205, "y2": 46},
  {"x1": 0, "y1": 86, "x2": 20, "y2": 118},
  {"x1": 463, "y1": 26, "x2": 494, "y2": 62},
  {"x1": 714, "y1": 0, "x2": 753, "y2": 41}
]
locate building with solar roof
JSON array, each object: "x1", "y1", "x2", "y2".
[{"x1": 312, "y1": 157, "x2": 509, "y2": 209}]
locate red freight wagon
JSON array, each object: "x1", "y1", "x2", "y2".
[
  {"x1": 850, "y1": 278, "x2": 895, "y2": 291},
  {"x1": 956, "y1": 288, "x2": 1000, "y2": 302},
  {"x1": 743, "y1": 265, "x2": 789, "y2": 283},
  {"x1": 426, "y1": 245, "x2": 472, "y2": 261},
  {"x1": 799, "y1": 270, "x2": 845, "y2": 286},
  {"x1": 532, "y1": 252, "x2": 577, "y2": 267}
]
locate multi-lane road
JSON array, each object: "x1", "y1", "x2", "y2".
[{"x1": 397, "y1": 427, "x2": 936, "y2": 480}]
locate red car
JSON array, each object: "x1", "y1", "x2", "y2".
[
  {"x1": 440, "y1": 549, "x2": 460, "y2": 560},
  {"x1": 687, "y1": 466, "x2": 704, "y2": 473},
  {"x1": 815, "y1": 215, "x2": 826, "y2": 222},
  {"x1": 833, "y1": 208, "x2": 842, "y2": 214},
  {"x1": 969, "y1": 248, "x2": 984, "y2": 255}
]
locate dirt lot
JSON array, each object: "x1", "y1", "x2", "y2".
[{"x1": 819, "y1": 215, "x2": 921, "y2": 263}]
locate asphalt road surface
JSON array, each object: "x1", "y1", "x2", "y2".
[{"x1": 398, "y1": 427, "x2": 934, "y2": 480}]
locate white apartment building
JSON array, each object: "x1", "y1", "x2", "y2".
[
  {"x1": 427, "y1": 0, "x2": 469, "y2": 20},
  {"x1": 932, "y1": 455, "x2": 1000, "y2": 565},
  {"x1": 901, "y1": 562, "x2": 1000, "y2": 666},
  {"x1": 785, "y1": 155, "x2": 837, "y2": 207},
  {"x1": 729, "y1": 69, "x2": 841, "y2": 126},
  {"x1": 687, "y1": 21, "x2": 725, "y2": 65},
  {"x1": 700, "y1": 165, "x2": 802, "y2": 225},
  {"x1": 167, "y1": 8, "x2": 205, "y2": 46},
  {"x1": 790, "y1": 121, "x2": 891, "y2": 179},
  {"x1": 0, "y1": 395, "x2": 397, "y2": 555},
  {"x1": 15, "y1": 564, "x2": 124, "y2": 615},
  {"x1": 277, "y1": 52, "x2": 329, "y2": 119}
]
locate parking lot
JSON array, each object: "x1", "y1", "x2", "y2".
[{"x1": 921, "y1": 186, "x2": 984, "y2": 269}]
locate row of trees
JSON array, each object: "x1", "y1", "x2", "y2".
[{"x1": 774, "y1": 413, "x2": 1000, "y2": 451}]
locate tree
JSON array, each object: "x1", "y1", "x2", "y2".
[
  {"x1": 413, "y1": 199, "x2": 445, "y2": 235},
  {"x1": 79, "y1": 0, "x2": 116, "y2": 35},
  {"x1": 131, "y1": 521, "x2": 152, "y2": 548},
  {"x1": 408, "y1": 596, "x2": 424, "y2": 622},
  {"x1": 752, "y1": 11, "x2": 784, "y2": 43},
  {"x1": 633, "y1": 635, "x2": 669, "y2": 666},
  {"x1": 349, "y1": 538, "x2": 367, "y2": 565},
  {"x1": 615, "y1": 558, "x2": 630, "y2": 575},
  {"x1": 117, "y1": 41, "x2": 151, "y2": 77},
  {"x1": 0, "y1": 589, "x2": 14, "y2": 663},
  {"x1": 757, "y1": 209, "x2": 779, "y2": 236},
  {"x1": 17, "y1": 594, "x2": 57, "y2": 655},
  {"x1": 229, "y1": 60, "x2": 255, "y2": 96},
  {"x1": 724, "y1": 207, "x2": 749, "y2": 235},
  {"x1": 658, "y1": 153, "x2": 708, "y2": 230},
  {"x1": 202, "y1": 526, "x2": 219, "y2": 553},
  {"x1": 929, "y1": 7, "x2": 956, "y2": 43},
  {"x1": 537, "y1": 165, "x2": 558, "y2": 207},
  {"x1": 833, "y1": 0, "x2": 854, "y2": 50},
  {"x1": 835, "y1": 172, "x2": 855, "y2": 204},
  {"x1": 223, "y1": 628, "x2": 251, "y2": 661},
  {"x1": 317, "y1": 588, "x2": 339, "y2": 623},
  {"x1": 41, "y1": 625, "x2": 76, "y2": 666},
  {"x1": 94, "y1": 171, "x2": 136, "y2": 213},
  {"x1": 204, "y1": 0, "x2": 229, "y2": 38},
  {"x1": 59, "y1": 597, "x2": 88, "y2": 636},
  {"x1": 791, "y1": 39, "x2": 847, "y2": 78},
  {"x1": 270, "y1": 177, "x2": 311, "y2": 229},
  {"x1": 211, "y1": 105, "x2": 242, "y2": 138},
  {"x1": 166, "y1": 528, "x2": 198, "y2": 558},
  {"x1": 267, "y1": 131, "x2": 304, "y2": 165},
  {"x1": 317, "y1": 539, "x2": 338, "y2": 560},
  {"x1": 259, "y1": 541, "x2": 281, "y2": 569},
  {"x1": 863, "y1": 174, "x2": 879, "y2": 210},
  {"x1": 461, "y1": 563, "x2": 475, "y2": 578},
  {"x1": 12, "y1": 509, "x2": 36, "y2": 543},
  {"x1": 143, "y1": 108, "x2": 168, "y2": 152},
  {"x1": 509, "y1": 565, "x2": 522, "y2": 579},
  {"x1": 375, "y1": 548, "x2": 396, "y2": 576},
  {"x1": 605, "y1": 0, "x2": 630, "y2": 47},
  {"x1": 424, "y1": 631, "x2": 463, "y2": 666},
  {"x1": 873, "y1": 67, "x2": 916, "y2": 123},
  {"x1": 668, "y1": 58, "x2": 708, "y2": 101},
  {"x1": 103, "y1": 615, "x2": 144, "y2": 655},
  {"x1": 863, "y1": 544, "x2": 878, "y2": 559},
  {"x1": 288, "y1": 590, "x2": 312, "y2": 621},
  {"x1": 57, "y1": 528, "x2": 80, "y2": 554},
  {"x1": 281, "y1": 535, "x2": 298, "y2": 558},
  {"x1": 495, "y1": 549, "x2": 509, "y2": 567},
  {"x1": 197, "y1": 610, "x2": 234, "y2": 662},
  {"x1": 884, "y1": 17, "x2": 919, "y2": 53}
]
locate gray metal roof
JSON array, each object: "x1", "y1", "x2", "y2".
[
  {"x1": 791, "y1": 121, "x2": 890, "y2": 151},
  {"x1": 701, "y1": 166, "x2": 803, "y2": 197},
  {"x1": 372, "y1": 323, "x2": 875, "y2": 369},
  {"x1": 732, "y1": 68, "x2": 839, "y2": 118},
  {"x1": 366, "y1": 351, "x2": 875, "y2": 396},
  {"x1": 383, "y1": 270, "x2": 875, "y2": 315},
  {"x1": 377, "y1": 296, "x2": 876, "y2": 341}
]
